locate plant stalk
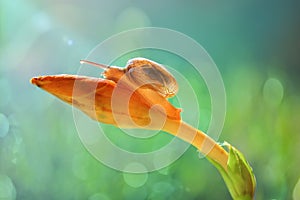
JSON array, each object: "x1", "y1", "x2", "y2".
[{"x1": 163, "y1": 119, "x2": 228, "y2": 170}]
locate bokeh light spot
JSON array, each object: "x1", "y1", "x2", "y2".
[
  {"x1": 263, "y1": 78, "x2": 284, "y2": 107},
  {"x1": 0, "y1": 113, "x2": 10, "y2": 138},
  {"x1": 0, "y1": 174, "x2": 16, "y2": 200},
  {"x1": 63, "y1": 36, "x2": 74, "y2": 46},
  {"x1": 123, "y1": 163, "x2": 148, "y2": 188},
  {"x1": 67, "y1": 40, "x2": 73, "y2": 46},
  {"x1": 115, "y1": 7, "x2": 151, "y2": 32},
  {"x1": 32, "y1": 12, "x2": 51, "y2": 32}
]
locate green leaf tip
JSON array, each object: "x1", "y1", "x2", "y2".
[{"x1": 208, "y1": 142, "x2": 256, "y2": 200}]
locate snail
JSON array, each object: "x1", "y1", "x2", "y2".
[{"x1": 80, "y1": 58, "x2": 178, "y2": 98}]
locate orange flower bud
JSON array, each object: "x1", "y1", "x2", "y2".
[{"x1": 30, "y1": 74, "x2": 181, "y2": 129}]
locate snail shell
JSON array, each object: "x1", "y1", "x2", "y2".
[{"x1": 124, "y1": 58, "x2": 178, "y2": 98}]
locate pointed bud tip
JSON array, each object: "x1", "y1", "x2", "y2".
[{"x1": 30, "y1": 77, "x2": 41, "y2": 87}]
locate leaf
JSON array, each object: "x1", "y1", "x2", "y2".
[{"x1": 208, "y1": 142, "x2": 256, "y2": 200}]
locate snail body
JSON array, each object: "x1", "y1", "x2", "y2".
[{"x1": 80, "y1": 58, "x2": 178, "y2": 98}]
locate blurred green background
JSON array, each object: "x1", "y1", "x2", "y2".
[{"x1": 1, "y1": 0, "x2": 300, "y2": 199}]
